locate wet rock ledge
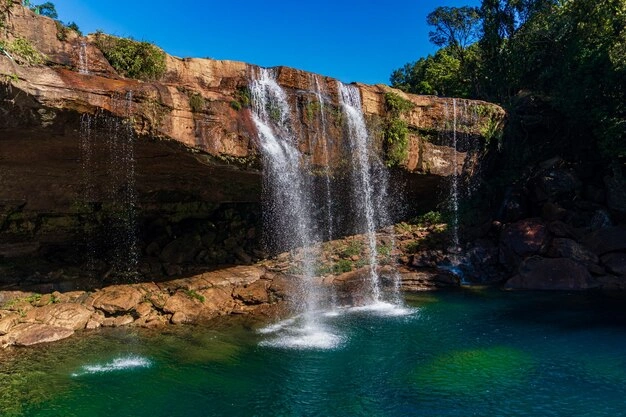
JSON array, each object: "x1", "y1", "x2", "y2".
[
  {"x1": 0, "y1": 265, "x2": 286, "y2": 348},
  {"x1": 0, "y1": 225, "x2": 461, "y2": 349}
]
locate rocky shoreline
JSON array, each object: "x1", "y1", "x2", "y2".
[
  {"x1": 0, "y1": 265, "x2": 458, "y2": 349},
  {"x1": 0, "y1": 225, "x2": 464, "y2": 349},
  {"x1": 0, "y1": 265, "x2": 285, "y2": 348}
]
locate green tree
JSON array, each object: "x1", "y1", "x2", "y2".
[
  {"x1": 427, "y1": 6, "x2": 481, "y2": 64},
  {"x1": 478, "y1": 0, "x2": 556, "y2": 100},
  {"x1": 507, "y1": 0, "x2": 626, "y2": 157},
  {"x1": 390, "y1": 45, "x2": 480, "y2": 98},
  {"x1": 30, "y1": 1, "x2": 58, "y2": 19}
]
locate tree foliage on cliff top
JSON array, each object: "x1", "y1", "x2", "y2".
[
  {"x1": 94, "y1": 32, "x2": 166, "y2": 81},
  {"x1": 391, "y1": 0, "x2": 626, "y2": 160}
]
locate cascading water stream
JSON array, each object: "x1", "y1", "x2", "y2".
[
  {"x1": 442, "y1": 98, "x2": 475, "y2": 283},
  {"x1": 312, "y1": 74, "x2": 334, "y2": 241},
  {"x1": 252, "y1": 72, "x2": 411, "y2": 349},
  {"x1": 79, "y1": 113, "x2": 96, "y2": 278},
  {"x1": 104, "y1": 92, "x2": 139, "y2": 279},
  {"x1": 77, "y1": 92, "x2": 139, "y2": 281},
  {"x1": 78, "y1": 40, "x2": 89, "y2": 75},
  {"x1": 450, "y1": 98, "x2": 460, "y2": 252},
  {"x1": 337, "y1": 82, "x2": 382, "y2": 302},
  {"x1": 250, "y1": 68, "x2": 341, "y2": 348}
]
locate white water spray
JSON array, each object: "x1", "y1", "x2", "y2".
[
  {"x1": 337, "y1": 83, "x2": 382, "y2": 302},
  {"x1": 78, "y1": 40, "x2": 89, "y2": 75},
  {"x1": 250, "y1": 68, "x2": 336, "y2": 346},
  {"x1": 312, "y1": 74, "x2": 334, "y2": 241}
]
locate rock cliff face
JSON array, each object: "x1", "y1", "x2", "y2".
[{"x1": 0, "y1": 2, "x2": 504, "y2": 286}]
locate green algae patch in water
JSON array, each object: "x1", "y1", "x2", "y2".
[
  {"x1": 413, "y1": 346, "x2": 535, "y2": 394},
  {"x1": 150, "y1": 328, "x2": 246, "y2": 365},
  {"x1": 403, "y1": 292, "x2": 440, "y2": 305}
]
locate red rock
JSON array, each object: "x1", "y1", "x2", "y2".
[
  {"x1": 0, "y1": 314, "x2": 18, "y2": 335},
  {"x1": 25, "y1": 303, "x2": 92, "y2": 330},
  {"x1": 232, "y1": 280, "x2": 270, "y2": 305},
  {"x1": 4, "y1": 323, "x2": 74, "y2": 347},
  {"x1": 92, "y1": 286, "x2": 143, "y2": 314},
  {"x1": 499, "y1": 218, "x2": 550, "y2": 269}
]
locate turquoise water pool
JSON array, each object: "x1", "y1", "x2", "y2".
[{"x1": 2, "y1": 289, "x2": 626, "y2": 416}]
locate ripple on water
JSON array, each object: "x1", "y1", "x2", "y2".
[
  {"x1": 347, "y1": 301, "x2": 418, "y2": 317},
  {"x1": 258, "y1": 317, "x2": 345, "y2": 350},
  {"x1": 71, "y1": 356, "x2": 152, "y2": 377},
  {"x1": 257, "y1": 302, "x2": 416, "y2": 350}
]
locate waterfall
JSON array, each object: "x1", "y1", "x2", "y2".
[
  {"x1": 103, "y1": 92, "x2": 139, "y2": 279},
  {"x1": 78, "y1": 40, "x2": 89, "y2": 75},
  {"x1": 77, "y1": 92, "x2": 138, "y2": 282},
  {"x1": 79, "y1": 113, "x2": 96, "y2": 278},
  {"x1": 312, "y1": 74, "x2": 334, "y2": 241},
  {"x1": 442, "y1": 98, "x2": 479, "y2": 283},
  {"x1": 249, "y1": 68, "x2": 322, "y2": 322},
  {"x1": 338, "y1": 82, "x2": 391, "y2": 303},
  {"x1": 252, "y1": 71, "x2": 410, "y2": 349},
  {"x1": 450, "y1": 98, "x2": 460, "y2": 252}
]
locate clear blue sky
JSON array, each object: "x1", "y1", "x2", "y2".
[{"x1": 50, "y1": 0, "x2": 479, "y2": 85}]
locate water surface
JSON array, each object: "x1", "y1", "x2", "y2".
[{"x1": 2, "y1": 289, "x2": 626, "y2": 416}]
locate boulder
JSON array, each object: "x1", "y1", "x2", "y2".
[
  {"x1": 92, "y1": 286, "x2": 143, "y2": 314},
  {"x1": 605, "y1": 170, "x2": 626, "y2": 214},
  {"x1": 170, "y1": 311, "x2": 188, "y2": 324},
  {"x1": 547, "y1": 238, "x2": 598, "y2": 265},
  {"x1": 232, "y1": 279, "x2": 270, "y2": 304},
  {"x1": 468, "y1": 239, "x2": 500, "y2": 266},
  {"x1": 595, "y1": 275, "x2": 626, "y2": 290},
  {"x1": 162, "y1": 291, "x2": 204, "y2": 320},
  {"x1": 505, "y1": 256, "x2": 594, "y2": 290},
  {"x1": 332, "y1": 267, "x2": 373, "y2": 305},
  {"x1": 4, "y1": 323, "x2": 74, "y2": 347},
  {"x1": 498, "y1": 187, "x2": 528, "y2": 222},
  {"x1": 584, "y1": 184, "x2": 606, "y2": 204},
  {"x1": 399, "y1": 271, "x2": 441, "y2": 292},
  {"x1": 160, "y1": 234, "x2": 203, "y2": 264},
  {"x1": 411, "y1": 250, "x2": 446, "y2": 268},
  {"x1": 25, "y1": 303, "x2": 92, "y2": 330},
  {"x1": 85, "y1": 318, "x2": 102, "y2": 330},
  {"x1": 499, "y1": 218, "x2": 550, "y2": 269},
  {"x1": 201, "y1": 265, "x2": 266, "y2": 287},
  {"x1": 582, "y1": 226, "x2": 626, "y2": 255},
  {"x1": 590, "y1": 210, "x2": 613, "y2": 230},
  {"x1": 198, "y1": 288, "x2": 236, "y2": 315},
  {"x1": 601, "y1": 253, "x2": 626, "y2": 277},
  {"x1": 541, "y1": 202, "x2": 567, "y2": 221},
  {"x1": 0, "y1": 314, "x2": 18, "y2": 336},
  {"x1": 548, "y1": 221, "x2": 581, "y2": 240},
  {"x1": 101, "y1": 315, "x2": 134, "y2": 327},
  {"x1": 134, "y1": 302, "x2": 154, "y2": 318},
  {"x1": 532, "y1": 167, "x2": 581, "y2": 203}
]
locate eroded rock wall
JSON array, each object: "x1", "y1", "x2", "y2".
[{"x1": 0, "y1": 2, "x2": 504, "y2": 286}]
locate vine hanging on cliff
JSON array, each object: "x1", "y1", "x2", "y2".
[{"x1": 383, "y1": 91, "x2": 415, "y2": 167}]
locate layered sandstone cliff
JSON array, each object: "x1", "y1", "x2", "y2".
[{"x1": 0, "y1": 2, "x2": 504, "y2": 286}]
